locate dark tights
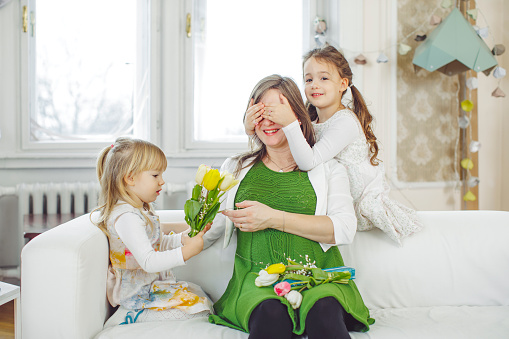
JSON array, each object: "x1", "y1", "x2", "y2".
[{"x1": 248, "y1": 297, "x2": 351, "y2": 339}]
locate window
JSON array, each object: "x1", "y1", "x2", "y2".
[
  {"x1": 184, "y1": 0, "x2": 312, "y2": 150},
  {"x1": 21, "y1": 0, "x2": 150, "y2": 150}
]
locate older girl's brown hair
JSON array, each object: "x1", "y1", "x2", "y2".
[
  {"x1": 92, "y1": 137, "x2": 167, "y2": 237},
  {"x1": 303, "y1": 45, "x2": 380, "y2": 166},
  {"x1": 234, "y1": 74, "x2": 315, "y2": 175}
]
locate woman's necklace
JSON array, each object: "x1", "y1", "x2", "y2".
[{"x1": 266, "y1": 155, "x2": 296, "y2": 173}]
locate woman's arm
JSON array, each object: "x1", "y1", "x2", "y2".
[
  {"x1": 223, "y1": 161, "x2": 356, "y2": 247},
  {"x1": 223, "y1": 201, "x2": 334, "y2": 244},
  {"x1": 283, "y1": 114, "x2": 359, "y2": 171}
]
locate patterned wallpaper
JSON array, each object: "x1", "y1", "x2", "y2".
[{"x1": 396, "y1": 1, "x2": 460, "y2": 183}]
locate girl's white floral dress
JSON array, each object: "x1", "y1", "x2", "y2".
[{"x1": 105, "y1": 203, "x2": 212, "y2": 323}]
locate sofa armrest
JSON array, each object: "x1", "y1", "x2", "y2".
[{"x1": 21, "y1": 214, "x2": 110, "y2": 339}]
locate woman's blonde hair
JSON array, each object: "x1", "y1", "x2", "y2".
[
  {"x1": 92, "y1": 137, "x2": 167, "y2": 237},
  {"x1": 234, "y1": 74, "x2": 315, "y2": 175},
  {"x1": 303, "y1": 44, "x2": 380, "y2": 166}
]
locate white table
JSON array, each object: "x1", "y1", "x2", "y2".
[{"x1": 0, "y1": 281, "x2": 21, "y2": 339}]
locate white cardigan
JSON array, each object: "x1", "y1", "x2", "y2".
[{"x1": 203, "y1": 157, "x2": 357, "y2": 252}]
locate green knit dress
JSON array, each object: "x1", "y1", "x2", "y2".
[{"x1": 209, "y1": 162, "x2": 374, "y2": 335}]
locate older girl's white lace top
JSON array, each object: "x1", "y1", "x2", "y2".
[{"x1": 283, "y1": 109, "x2": 422, "y2": 245}]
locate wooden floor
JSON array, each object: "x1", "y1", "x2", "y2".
[{"x1": 0, "y1": 300, "x2": 14, "y2": 339}]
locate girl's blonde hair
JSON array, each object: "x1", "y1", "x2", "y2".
[
  {"x1": 303, "y1": 44, "x2": 380, "y2": 166},
  {"x1": 92, "y1": 137, "x2": 167, "y2": 237},
  {"x1": 234, "y1": 74, "x2": 315, "y2": 176}
]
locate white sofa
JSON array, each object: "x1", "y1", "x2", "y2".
[{"x1": 21, "y1": 210, "x2": 509, "y2": 339}]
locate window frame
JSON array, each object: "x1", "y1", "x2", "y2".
[
  {"x1": 174, "y1": 0, "x2": 317, "y2": 156},
  {"x1": 10, "y1": 0, "x2": 363, "y2": 168},
  {"x1": 18, "y1": 0, "x2": 156, "y2": 157},
  {"x1": 161, "y1": 0, "x2": 363, "y2": 159}
]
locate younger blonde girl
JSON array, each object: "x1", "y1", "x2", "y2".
[
  {"x1": 244, "y1": 45, "x2": 422, "y2": 245},
  {"x1": 93, "y1": 137, "x2": 212, "y2": 325}
]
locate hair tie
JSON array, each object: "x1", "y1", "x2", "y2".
[
  {"x1": 111, "y1": 144, "x2": 114, "y2": 148},
  {"x1": 349, "y1": 83, "x2": 354, "y2": 88}
]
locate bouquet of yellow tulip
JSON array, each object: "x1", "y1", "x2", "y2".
[
  {"x1": 254, "y1": 259, "x2": 355, "y2": 309},
  {"x1": 185, "y1": 165, "x2": 240, "y2": 237}
]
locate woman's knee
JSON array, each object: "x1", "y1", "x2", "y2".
[
  {"x1": 249, "y1": 299, "x2": 293, "y2": 339},
  {"x1": 309, "y1": 296, "x2": 344, "y2": 317},
  {"x1": 251, "y1": 299, "x2": 289, "y2": 320}
]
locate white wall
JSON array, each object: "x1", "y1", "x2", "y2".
[{"x1": 1, "y1": 0, "x2": 508, "y2": 210}]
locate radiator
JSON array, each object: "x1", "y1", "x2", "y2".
[
  {"x1": 18, "y1": 182, "x2": 100, "y2": 216},
  {"x1": 16, "y1": 181, "x2": 191, "y2": 217}
]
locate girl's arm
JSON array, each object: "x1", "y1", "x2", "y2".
[
  {"x1": 283, "y1": 115, "x2": 359, "y2": 171},
  {"x1": 161, "y1": 222, "x2": 189, "y2": 234},
  {"x1": 222, "y1": 161, "x2": 356, "y2": 248},
  {"x1": 115, "y1": 213, "x2": 185, "y2": 273}
]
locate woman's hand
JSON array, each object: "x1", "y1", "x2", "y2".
[
  {"x1": 262, "y1": 93, "x2": 298, "y2": 127},
  {"x1": 222, "y1": 200, "x2": 279, "y2": 232},
  {"x1": 244, "y1": 99, "x2": 265, "y2": 136}
]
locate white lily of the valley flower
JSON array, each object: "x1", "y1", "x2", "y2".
[
  {"x1": 254, "y1": 269, "x2": 279, "y2": 287},
  {"x1": 284, "y1": 290, "x2": 303, "y2": 309},
  {"x1": 219, "y1": 172, "x2": 240, "y2": 192},
  {"x1": 195, "y1": 164, "x2": 210, "y2": 185}
]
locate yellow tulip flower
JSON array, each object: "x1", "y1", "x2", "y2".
[
  {"x1": 266, "y1": 263, "x2": 286, "y2": 274},
  {"x1": 202, "y1": 169, "x2": 221, "y2": 191}
]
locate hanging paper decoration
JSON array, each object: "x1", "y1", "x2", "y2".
[
  {"x1": 473, "y1": 26, "x2": 489, "y2": 39},
  {"x1": 492, "y1": 44, "x2": 506, "y2": 56},
  {"x1": 461, "y1": 158, "x2": 474, "y2": 170},
  {"x1": 430, "y1": 15, "x2": 442, "y2": 25},
  {"x1": 376, "y1": 53, "x2": 389, "y2": 63},
  {"x1": 354, "y1": 54, "x2": 367, "y2": 65},
  {"x1": 441, "y1": 0, "x2": 452, "y2": 8},
  {"x1": 314, "y1": 17, "x2": 327, "y2": 34},
  {"x1": 463, "y1": 190, "x2": 477, "y2": 202},
  {"x1": 493, "y1": 66, "x2": 506, "y2": 79},
  {"x1": 315, "y1": 34, "x2": 327, "y2": 46},
  {"x1": 469, "y1": 141, "x2": 481, "y2": 153},
  {"x1": 398, "y1": 43, "x2": 412, "y2": 55},
  {"x1": 415, "y1": 33, "x2": 427, "y2": 42},
  {"x1": 491, "y1": 87, "x2": 506, "y2": 98},
  {"x1": 458, "y1": 115, "x2": 470, "y2": 129},
  {"x1": 313, "y1": 17, "x2": 327, "y2": 47},
  {"x1": 413, "y1": 8, "x2": 498, "y2": 76},
  {"x1": 461, "y1": 100, "x2": 474, "y2": 112},
  {"x1": 466, "y1": 77, "x2": 478, "y2": 90},
  {"x1": 466, "y1": 9, "x2": 478, "y2": 20},
  {"x1": 468, "y1": 177, "x2": 480, "y2": 188}
]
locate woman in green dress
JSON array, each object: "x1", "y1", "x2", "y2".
[{"x1": 205, "y1": 75, "x2": 374, "y2": 339}]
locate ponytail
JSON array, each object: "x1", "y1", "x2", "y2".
[
  {"x1": 96, "y1": 145, "x2": 112, "y2": 184},
  {"x1": 351, "y1": 85, "x2": 379, "y2": 166}
]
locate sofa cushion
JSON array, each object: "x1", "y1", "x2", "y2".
[
  {"x1": 95, "y1": 317, "x2": 249, "y2": 339},
  {"x1": 350, "y1": 306, "x2": 509, "y2": 339},
  {"x1": 341, "y1": 211, "x2": 509, "y2": 310},
  {"x1": 95, "y1": 305, "x2": 509, "y2": 339}
]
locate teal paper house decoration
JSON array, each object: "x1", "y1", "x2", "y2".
[{"x1": 412, "y1": 8, "x2": 498, "y2": 76}]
